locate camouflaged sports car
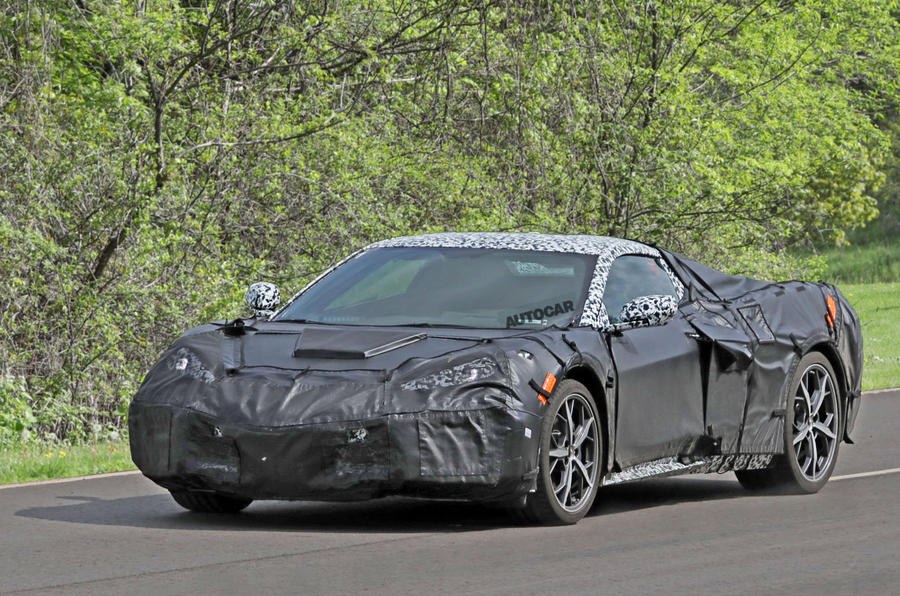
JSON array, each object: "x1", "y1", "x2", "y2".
[{"x1": 129, "y1": 233, "x2": 863, "y2": 524}]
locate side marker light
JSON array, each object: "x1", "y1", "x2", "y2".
[
  {"x1": 538, "y1": 372, "x2": 557, "y2": 405},
  {"x1": 825, "y1": 295, "x2": 837, "y2": 328}
]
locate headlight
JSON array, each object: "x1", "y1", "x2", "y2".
[
  {"x1": 401, "y1": 357, "x2": 497, "y2": 391},
  {"x1": 167, "y1": 347, "x2": 215, "y2": 384}
]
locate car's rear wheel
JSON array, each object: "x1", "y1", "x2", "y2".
[
  {"x1": 736, "y1": 352, "x2": 841, "y2": 493},
  {"x1": 519, "y1": 379, "x2": 603, "y2": 525},
  {"x1": 170, "y1": 490, "x2": 253, "y2": 513}
]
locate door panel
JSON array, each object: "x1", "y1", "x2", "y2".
[
  {"x1": 611, "y1": 314, "x2": 705, "y2": 468},
  {"x1": 681, "y1": 299, "x2": 760, "y2": 455}
]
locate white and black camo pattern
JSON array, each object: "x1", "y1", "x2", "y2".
[
  {"x1": 601, "y1": 453, "x2": 774, "y2": 486},
  {"x1": 689, "y1": 454, "x2": 774, "y2": 474},
  {"x1": 367, "y1": 232, "x2": 685, "y2": 328},
  {"x1": 615, "y1": 294, "x2": 679, "y2": 329},
  {"x1": 245, "y1": 282, "x2": 281, "y2": 318},
  {"x1": 400, "y1": 357, "x2": 497, "y2": 391},
  {"x1": 168, "y1": 347, "x2": 215, "y2": 384}
]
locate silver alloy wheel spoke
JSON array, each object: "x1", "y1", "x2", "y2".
[
  {"x1": 572, "y1": 457, "x2": 594, "y2": 490},
  {"x1": 549, "y1": 447, "x2": 568, "y2": 459},
  {"x1": 555, "y1": 414, "x2": 568, "y2": 444},
  {"x1": 800, "y1": 379, "x2": 812, "y2": 411},
  {"x1": 573, "y1": 418, "x2": 594, "y2": 449},
  {"x1": 557, "y1": 463, "x2": 573, "y2": 506},
  {"x1": 805, "y1": 433, "x2": 817, "y2": 476},
  {"x1": 548, "y1": 458, "x2": 560, "y2": 475},
  {"x1": 814, "y1": 419, "x2": 836, "y2": 439},
  {"x1": 554, "y1": 462, "x2": 570, "y2": 495},
  {"x1": 810, "y1": 373, "x2": 825, "y2": 416}
]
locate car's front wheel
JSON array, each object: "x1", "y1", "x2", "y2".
[
  {"x1": 519, "y1": 379, "x2": 603, "y2": 525},
  {"x1": 170, "y1": 490, "x2": 253, "y2": 513},
  {"x1": 736, "y1": 351, "x2": 842, "y2": 493}
]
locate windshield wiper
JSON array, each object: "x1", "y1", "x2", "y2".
[
  {"x1": 397, "y1": 322, "x2": 480, "y2": 329},
  {"x1": 273, "y1": 318, "x2": 325, "y2": 324}
]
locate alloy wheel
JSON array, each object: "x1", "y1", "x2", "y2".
[
  {"x1": 792, "y1": 363, "x2": 839, "y2": 482},
  {"x1": 547, "y1": 392, "x2": 600, "y2": 512}
]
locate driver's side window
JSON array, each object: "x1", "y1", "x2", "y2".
[{"x1": 603, "y1": 255, "x2": 678, "y2": 324}]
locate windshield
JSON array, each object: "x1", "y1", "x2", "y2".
[{"x1": 275, "y1": 247, "x2": 595, "y2": 329}]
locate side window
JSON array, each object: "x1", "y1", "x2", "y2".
[{"x1": 603, "y1": 255, "x2": 678, "y2": 324}]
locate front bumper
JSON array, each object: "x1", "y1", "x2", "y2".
[{"x1": 129, "y1": 402, "x2": 538, "y2": 502}]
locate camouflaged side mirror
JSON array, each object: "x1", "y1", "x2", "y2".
[
  {"x1": 617, "y1": 294, "x2": 678, "y2": 328},
  {"x1": 245, "y1": 282, "x2": 281, "y2": 318}
]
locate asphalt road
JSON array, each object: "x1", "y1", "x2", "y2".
[{"x1": 1, "y1": 390, "x2": 898, "y2": 596}]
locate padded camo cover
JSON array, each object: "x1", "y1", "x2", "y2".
[{"x1": 129, "y1": 233, "x2": 863, "y2": 502}]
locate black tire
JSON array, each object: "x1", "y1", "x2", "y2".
[
  {"x1": 736, "y1": 352, "x2": 842, "y2": 494},
  {"x1": 520, "y1": 379, "x2": 603, "y2": 525},
  {"x1": 170, "y1": 490, "x2": 253, "y2": 513},
  {"x1": 734, "y1": 467, "x2": 782, "y2": 491}
]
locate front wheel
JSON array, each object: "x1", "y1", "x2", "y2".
[
  {"x1": 736, "y1": 352, "x2": 842, "y2": 493},
  {"x1": 520, "y1": 379, "x2": 603, "y2": 525},
  {"x1": 170, "y1": 490, "x2": 253, "y2": 513}
]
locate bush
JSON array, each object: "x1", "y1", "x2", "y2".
[
  {"x1": 1, "y1": 0, "x2": 897, "y2": 441},
  {"x1": 0, "y1": 375, "x2": 36, "y2": 447}
]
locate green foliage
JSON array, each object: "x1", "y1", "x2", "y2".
[
  {"x1": 799, "y1": 111, "x2": 900, "y2": 283},
  {"x1": 0, "y1": 375, "x2": 36, "y2": 446},
  {"x1": 0, "y1": 0, "x2": 898, "y2": 440},
  {"x1": 848, "y1": 114, "x2": 900, "y2": 246},
  {"x1": 843, "y1": 283, "x2": 900, "y2": 391}
]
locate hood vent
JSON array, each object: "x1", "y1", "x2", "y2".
[{"x1": 292, "y1": 328, "x2": 427, "y2": 359}]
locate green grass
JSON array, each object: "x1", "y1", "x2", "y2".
[
  {"x1": 0, "y1": 439, "x2": 135, "y2": 485},
  {"x1": 816, "y1": 241, "x2": 900, "y2": 285},
  {"x1": 842, "y1": 282, "x2": 900, "y2": 391}
]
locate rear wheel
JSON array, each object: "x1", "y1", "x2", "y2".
[
  {"x1": 736, "y1": 352, "x2": 841, "y2": 493},
  {"x1": 170, "y1": 490, "x2": 253, "y2": 513},
  {"x1": 520, "y1": 379, "x2": 603, "y2": 525}
]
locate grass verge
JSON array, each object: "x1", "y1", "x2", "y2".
[
  {"x1": 0, "y1": 439, "x2": 135, "y2": 485},
  {"x1": 842, "y1": 282, "x2": 900, "y2": 391},
  {"x1": 815, "y1": 241, "x2": 900, "y2": 284}
]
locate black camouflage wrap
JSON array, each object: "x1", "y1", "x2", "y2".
[
  {"x1": 656, "y1": 249, "x2": 863, "y2": 454},
  {"x1": 129, "y1": 233, "x2": 862, "y2": 503}
]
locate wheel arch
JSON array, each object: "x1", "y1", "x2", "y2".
[{"x1": 563, "y1": 365, "x2": 611, "y2": 476}]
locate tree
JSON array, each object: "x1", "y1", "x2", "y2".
[{"x1": 0, "y1": 0, "x2": 896, "y2": 441}]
